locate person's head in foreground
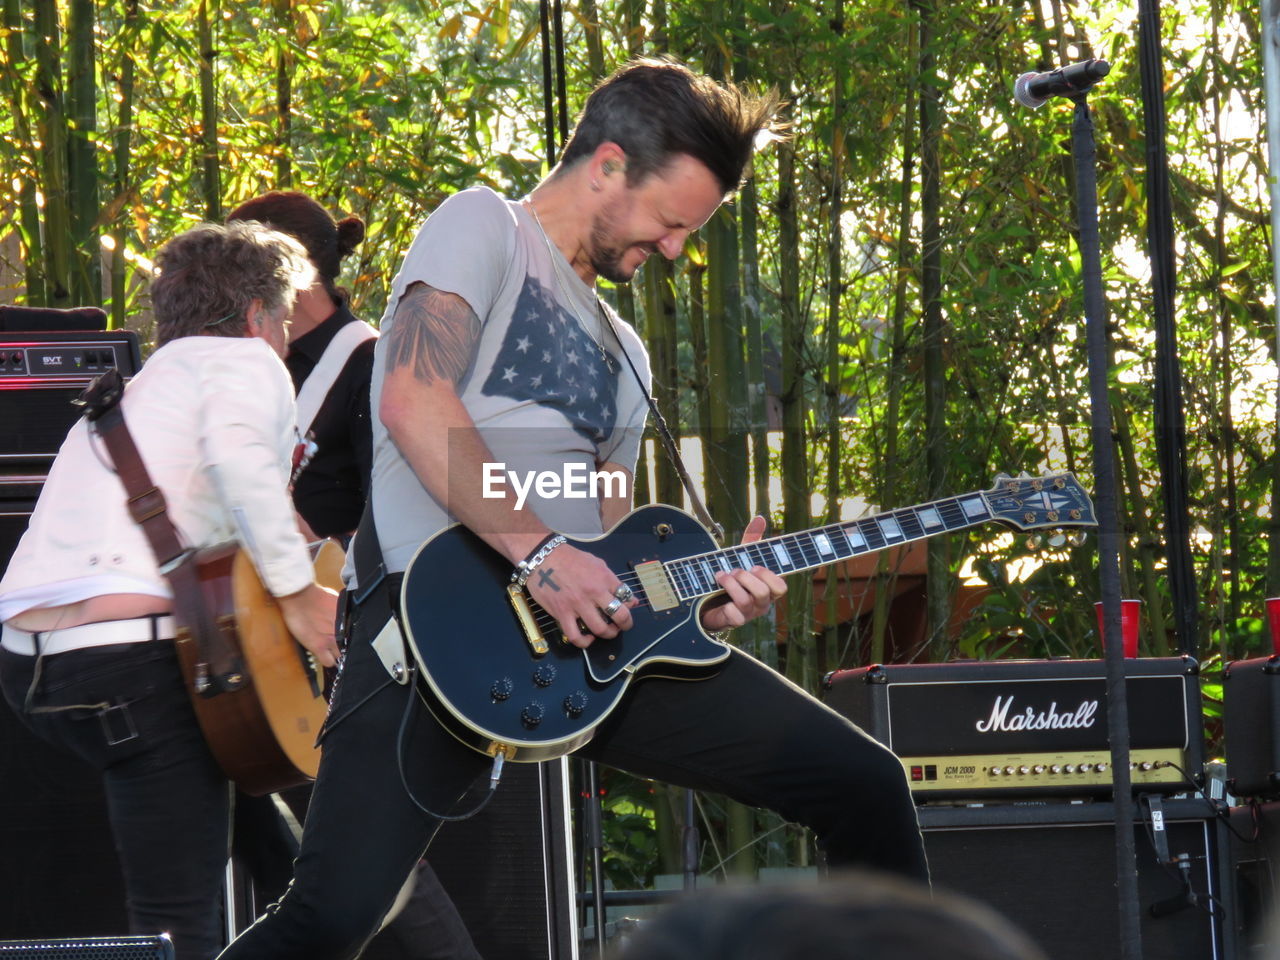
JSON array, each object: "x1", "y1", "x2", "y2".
[{"x1": 618, "y1": 870, "x2": 1049, "y2": 960}]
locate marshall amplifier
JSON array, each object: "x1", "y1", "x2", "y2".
[
  {"x1": 822, "y1": 657, "x2": 1203, "y2": 800},
  {"x1": 1222, "y1": 655, "x2": 1280, "y2": 798},
  {"x1": 0, "y1": 331, "x2": 142, "y2": 466}
]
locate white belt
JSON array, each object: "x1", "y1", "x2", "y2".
[{"x1": 1, "y1": 615, "x2": 178, "y2": 657}]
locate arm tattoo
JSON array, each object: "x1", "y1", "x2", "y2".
[{"x1": 383, "y1": 282, "x2": 481, "y2": 385}]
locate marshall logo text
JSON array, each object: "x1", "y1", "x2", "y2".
[{"x1": 974, "y1": 695, "x2": 1099, "y2": 733}]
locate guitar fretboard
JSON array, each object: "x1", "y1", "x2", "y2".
[{"x1": 663, "y1": 491, "x2": 994, "y2": 601}]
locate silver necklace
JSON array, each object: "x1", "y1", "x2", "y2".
[{"x1": 523, "y1": 198, "x2": 616, "y2": 373}]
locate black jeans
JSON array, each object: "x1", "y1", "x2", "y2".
[
  {"x1": 0, "y1": 642, "x2": 230, "y2": 960},
  {"x1": 218, "y1": 584, "x2": 929, "y2": 960}
]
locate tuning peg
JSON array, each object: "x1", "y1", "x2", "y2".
[
  {"x1": 1026, "y1": 533, "x2": 1044, "y2": 550},
  {"x1": 1068, "y1": 530, "x2": 1088, "y2": 547},
  {"x1": 994, "y1": 471, "x2": 1012, "y2": 481},
  {"x1": 1047, "y1": 533, "x2": 1066, "y2": 548},
  {"x1": 1019, "y1": 471, "x2": 1032, "y2": 478}
]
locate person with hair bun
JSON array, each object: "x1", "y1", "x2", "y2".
[{"x1": 228, "y1": 191, "x2": 377, "y2": 540}]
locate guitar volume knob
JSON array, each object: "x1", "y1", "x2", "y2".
[
  {"x1": 521, "y1": 702, "x2": 545, "y2": 728},
  {"x1": 490, "y1": 677, "x2": 514, "y2": 702},
  {"x1": 563, "y1": 691, "x2": 588, "y2": 718},
  {"x1": 533, "y1": 664, "x2": 558, "y2": 687}
]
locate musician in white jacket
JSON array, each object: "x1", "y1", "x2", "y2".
[{"x1": 0, "y1": 222, "x2": 339, "y2": 960}]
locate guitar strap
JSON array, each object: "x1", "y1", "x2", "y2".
[
  {"x1": 77, "y1": 369, "x2": 247, "y2": 696},
  {"x1": 347, "y1": 498, "x2": 409, "y2": 685},
  {"x1": 596, "y1": 302, "x2": 724, "y2": 545}
]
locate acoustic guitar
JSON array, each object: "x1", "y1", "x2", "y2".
[
  {"x1": 174, "y1": 539, "x2": 343, "y2": 795},
  {"x1": 399, "y1": 471, "x2": 1097, "y2": 763}
]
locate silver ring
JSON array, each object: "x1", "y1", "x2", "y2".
[
  {"x1": 613, "y1": 584, "x2": 633, "y2": 602},
  {"x1": 602, "y1": 598, "x2": 624, "y2": 619}
]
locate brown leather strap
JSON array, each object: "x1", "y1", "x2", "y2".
[{"x1": 83, "y1": 372, "x2": 246, "y2": 694}]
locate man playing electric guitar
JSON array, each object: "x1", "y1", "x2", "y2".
[{"x1": 219, "y1": 58, "x2": 928, "y2": 960}]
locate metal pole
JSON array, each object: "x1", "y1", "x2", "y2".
[{"x1": 1071, "y1": 92, "x2": 1143, "y2": 960}]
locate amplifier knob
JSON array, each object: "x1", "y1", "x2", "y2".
[
  {"x1": 1032, "y1": 764, "x2": 1046, "y2": 774},
  {"x1": 1079, "y1": 763, "x2": 1093, "y2": 773},
  {"x1": 1017, "y1": 765, "x2": 1030, "y2": 775},
  {"x1": 989, "y1": 766, "x2": 1002, "y2": 776},
  {"x1": 1004, "y1": 766, "x2": 1016, "y2": 776},
  {"x1": 1049, "y1": 764, "x2": 1062, "y2": 774},
  {"x1": 1095, "y1": 762, "x2": 1109, "y2": 773},
  {"x1": 1064, "y1": 764, "x2": 1076, "y2": 774},
  {"x1": 1139, "y1": 761, "x2": 1154, "y2": 771}
]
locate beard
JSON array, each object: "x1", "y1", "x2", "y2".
[{"x1": 587, "y1": 203, "x2": 655, "y2": 283}]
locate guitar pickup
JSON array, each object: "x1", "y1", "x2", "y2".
[
  {"x1": 507, "y1": 584, "x2": 549, "y2": 655},
  {"x1": 634, "y1": 561, "x2": 678, "y2": 611}
]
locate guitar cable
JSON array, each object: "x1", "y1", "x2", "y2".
[{"x1": 395, "y1": 663, "x2": 505, "y2": 822}]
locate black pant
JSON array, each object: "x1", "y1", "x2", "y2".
[
  {"x1": 218, "y1": 584, "x2": 929, "y2": 959},
  {"x1": 0, "y1": 642, "x2": 230, "y2": 960}
]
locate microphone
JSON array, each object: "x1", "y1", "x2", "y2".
[{"x1": 1014, "y1": 59, "x2": 1111, "y2": 109}]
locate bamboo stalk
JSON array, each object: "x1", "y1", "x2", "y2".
[
  {"x1": 916, "y1": 0, "x2": 952, "y2": 654},
  {"x1": 197, "y1": 0, "x2": 220, "y2": 219},
  {"x1": 2, "y1": 0, "x2": 46, "y2": 304},
  {"x1": 33, "y1": 0, "x2": 71, "y2": 306},
  {"x1": 274, "y1": 0, "x2": 293, "y2": 188},
  {"x1": 67, "y1": 0, "x2": 100, "y2": 305},
  {"x1": 109, "y1": 0, "x2": 139, "y2": 330}
]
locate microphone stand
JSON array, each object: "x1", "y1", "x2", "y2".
[{"x1": 1068, "y1": 86, "x2": 1144, "y2": 960}]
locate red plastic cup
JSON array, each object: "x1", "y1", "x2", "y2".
[
  {"x1": 1265, "y1": 597, "x2": 1280, "y2": 656},
  {"x1": 1095, "y1": 599, "x2": 1140, "y2": 657}
]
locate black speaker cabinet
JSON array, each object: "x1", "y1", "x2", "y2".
[
  {"x1": 1223, "y1": 656, "x2": 1280, "y2": 799},
  {"x1": 0, "y1": 937, "x2": 173, "y2": 960},
  {"x1": 1224, "y1": 801, "x2": 1280, "y2": 956},
  {"x1": 919, "y1": 799, "x2": 1233, "y2": 960},
  {"x1": 424, "y1": 759, "x2": 576, "y2": 960}
]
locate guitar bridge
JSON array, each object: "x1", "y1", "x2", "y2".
[
  {"x1": 634, "y1": 561, "x2": 678, "y2": 611},
  {"x1": 506, "y1": 584, "x2": 549, "y2": 655}
]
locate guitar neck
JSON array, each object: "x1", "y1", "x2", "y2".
[{"x1": 663, "y1": 490, "x2": 995, "y2": 601}]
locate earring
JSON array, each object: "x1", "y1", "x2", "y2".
[{"x1": 602, "y1": 160, "x2": 616, "y2": 175}]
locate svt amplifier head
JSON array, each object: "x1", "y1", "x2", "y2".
[{"x1": 0, "y1": 330, "x2": 142, "y2": 468}]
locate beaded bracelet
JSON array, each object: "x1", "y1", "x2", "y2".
[{"x1": 511, "y1": 534, "x2": 567, "y2": 587}]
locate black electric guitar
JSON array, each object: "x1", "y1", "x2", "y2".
[{"x1": 399, "y1": 472, "x2": 1096, "y2": 761}]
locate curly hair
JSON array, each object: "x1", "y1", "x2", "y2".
[
  {"x1": 150, "y1": 222, "x2": 314, "y2": 346},
  {"x1": 557, "y1": 57, "x2": 783, "y2": 194},
  {"x1": 226, "y1": 191, "x2": 365, "y2": 306}
]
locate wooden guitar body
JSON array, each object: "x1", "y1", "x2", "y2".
[{"x1": 175, "y1": 539, "x2": 342, "y2": 795}]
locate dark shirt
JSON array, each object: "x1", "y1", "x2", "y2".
[{"x1": 285, "y1": 304, "x2": 375, "y2": 538}]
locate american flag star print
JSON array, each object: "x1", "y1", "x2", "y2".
[{"x1": 481, "y1": 275, "x2": 618, "y2": 445}]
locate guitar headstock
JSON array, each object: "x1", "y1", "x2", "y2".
[{"x1": 983, "y1": 472, "x2": 1097, "y2": 531}]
